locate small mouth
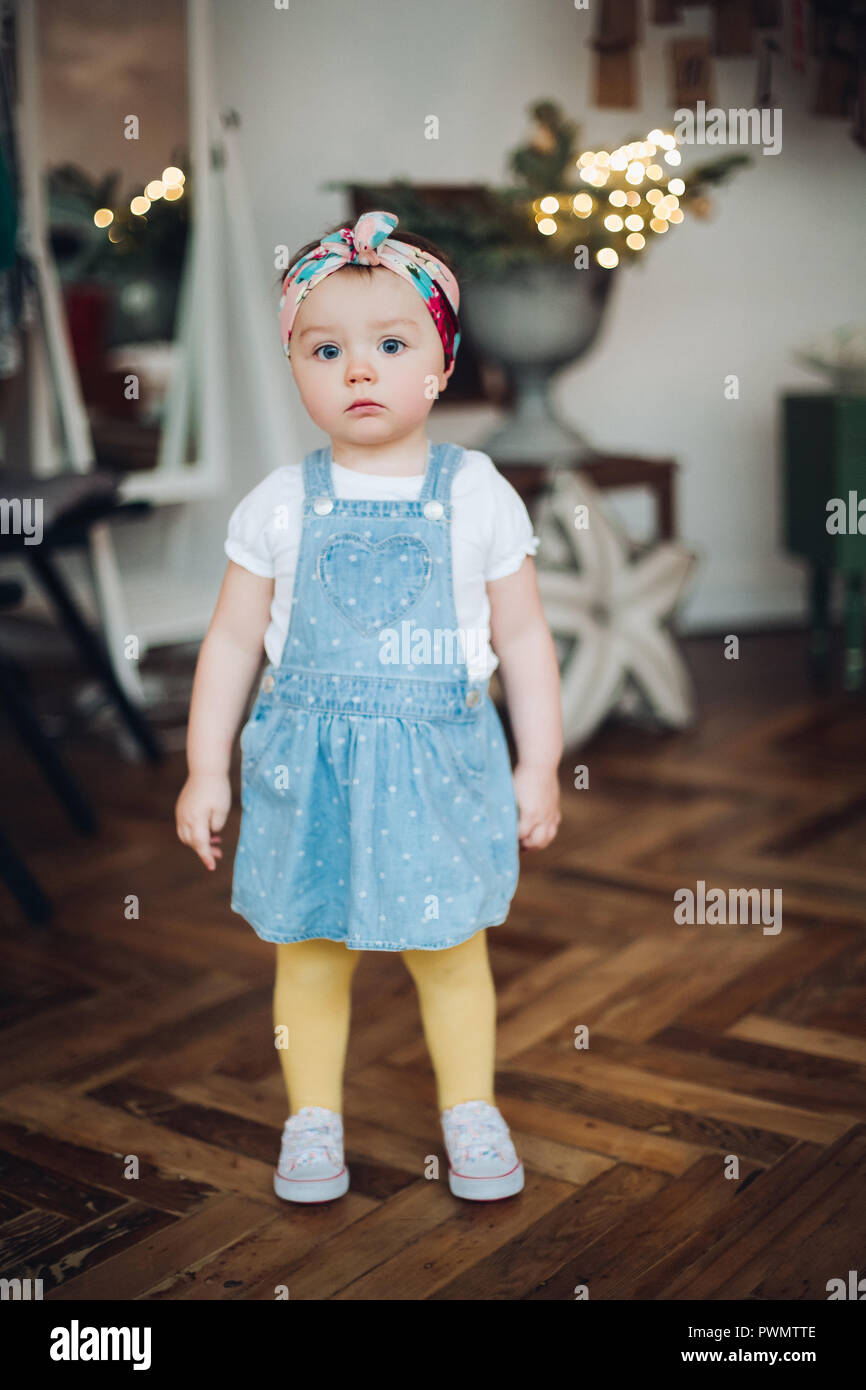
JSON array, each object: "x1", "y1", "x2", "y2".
[{"x1": 347, "y1": 401, "x2": 384, "y2": 412}]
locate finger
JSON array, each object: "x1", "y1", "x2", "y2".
[
  {"x1": 521, "y1": 819, "x2": 551, "y2": 850},
  {"x1": 538, "y1": 815, "x2": 560, "y2": 846},
  {"x1": 191, "y1": 825, "x2": 217, "y2": 868},
  {"x1": 177, "y1": 817, "x2": 213, "y2": 868}
]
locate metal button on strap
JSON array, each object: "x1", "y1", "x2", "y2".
[
  {"x1": 422, "y1": 499, "x2": 444, "y2": 521},
  {"x1": 261, "y1": 674, "x2": 275, "y2": 693},
  {"x1": 465, "y1": 688, "x2": 480, "y2": 707},
  {"x1": 313, "y1": 496, "x2": 334, "y2": 516}
]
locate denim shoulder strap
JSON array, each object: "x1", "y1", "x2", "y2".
[
  {"x1": 302, "y1": 447, "x2": 333, "y2": 499},
  {"x1": 418, "y1": 442, "x2": 465, "y2": 504}
]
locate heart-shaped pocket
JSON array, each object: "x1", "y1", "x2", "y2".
[{"x1": 318, "y1": 532, "x2": 433, "y2": 636}]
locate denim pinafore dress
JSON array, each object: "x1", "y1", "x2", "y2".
[{"x1": 230, "y1": 440, "x2": 519, "y2": 951}]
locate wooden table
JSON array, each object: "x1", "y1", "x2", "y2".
[{"x1": 498, "y1": 453, "x2": 679, "y2": 542}]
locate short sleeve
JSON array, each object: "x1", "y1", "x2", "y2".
[
  {"x1": 224, "y1": 480, "x2": 276, "y2": 578},
  {"x1": 483, "y1": 464, "x2": 541, "y2": 582}
]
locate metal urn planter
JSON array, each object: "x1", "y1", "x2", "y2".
[{"x1": 460, "y1": 261, "x2": 615, "y2": 465}]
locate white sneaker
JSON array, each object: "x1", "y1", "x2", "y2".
[
  {"x1": 273, "y1": 1105, "x2": 349, "y2": 1203},
  {"x1": 441, "y1": 1099, "x2": 525, "y2": 1200}
]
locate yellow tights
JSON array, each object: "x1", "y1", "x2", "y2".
[{"x1": 273, "y1": 929, "x2": 497, "y2": 1115}]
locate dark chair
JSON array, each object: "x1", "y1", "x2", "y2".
[{"x1": 0, "y1": 469, "x2": 165, "y2": 923}]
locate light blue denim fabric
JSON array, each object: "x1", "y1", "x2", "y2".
[{"x1": 230, "y1": 441, "x2": 519, "y2": 950}]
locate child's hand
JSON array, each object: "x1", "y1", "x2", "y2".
[
  {"x1": 513, "y1": 762, "x2": 561, "y2": 850},
  {"x1": 175, "y1": 773, "x2": 232, "y2": 871}
]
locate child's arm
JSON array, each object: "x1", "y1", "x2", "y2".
[
  {"x1": 175, "y1": 560, "x2": 274, "y2": 870},
  {"x1": 487, "y1": 556, "x2": 562, "y2": 850}
]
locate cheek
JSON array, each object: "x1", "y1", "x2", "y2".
[
  {"x1": 292, "y1": 371, "x2": 335, "y2": 424},
  {"x1": 392, "y1": 352, "x2": 432, "y2": 383},
  {"x1": 296, "y1": 367, "x2": 333, "y2": 405}
]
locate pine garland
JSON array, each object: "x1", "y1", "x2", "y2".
[{"x1": 327, "y1": 99, "x2": 751, "y2": 279}]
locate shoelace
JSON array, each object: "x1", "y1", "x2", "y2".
[{"x1": 442, "y1": 1102, "x2": 515, "y2": 1162}]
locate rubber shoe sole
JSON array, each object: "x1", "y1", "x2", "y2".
[
  {"x1": 448, "y1": 1159, "x2": 524, "y2": 1200},
  {"x1": 274, "y1": 1163, "x2": 350, "y2": 1203}
]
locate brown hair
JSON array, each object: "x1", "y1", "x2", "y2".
[{"x1": 276, "y1": 220, "x2": 460, "y2": 344}]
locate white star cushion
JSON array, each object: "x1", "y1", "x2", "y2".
[{"x1": 532, "y1": 470, "x2": 700, "y2": 747}]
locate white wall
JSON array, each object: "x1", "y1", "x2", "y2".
[{"x1": 211, "y1": 0, "x2": 866, "y2": 631}]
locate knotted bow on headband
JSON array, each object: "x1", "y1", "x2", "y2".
[{"x1": 279, "y1": 211, "x2": 461, "y2": 369}]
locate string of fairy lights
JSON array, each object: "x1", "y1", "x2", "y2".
[
  {"x1": 92, "y1": 166, "x2": 186, "y2": 241},
  {"x1": 533, "y1": 128, "x2": 686, "y2": 268},
  {"x1": 89, "y1": 131, "x2": 684, "y2": 266}
]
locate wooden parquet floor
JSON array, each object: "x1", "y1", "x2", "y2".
[{"x1": 0, "y1": 630, "x2": 864, "y2": 1301}]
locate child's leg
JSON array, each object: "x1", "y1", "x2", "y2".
[
  {"x1": 401, "y1": 929, "x2": 497, "y2": 1111},
  {"x1": 273, "y1": 938, "x2": 362, "y2": 1114}
]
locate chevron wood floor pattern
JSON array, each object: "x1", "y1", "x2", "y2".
[{"x1": 0, "y1": 630, "x2": 863, "y2": 1301}]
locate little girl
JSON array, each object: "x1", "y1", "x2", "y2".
[{"x1": 176, "y1": 210, "x2": 562, "y2": 1204}]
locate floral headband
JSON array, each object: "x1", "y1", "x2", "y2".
[{"x1": 279, "y1": 210, "x2": 461, "y2": 369}]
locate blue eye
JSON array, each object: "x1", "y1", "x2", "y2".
[{"x1": 313, "y1": 337, "x2": 406, "y2": 360}]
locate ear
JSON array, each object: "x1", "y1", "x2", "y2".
[{"x1": 441, "y1": 358, "x2": 457, "y2": 388}]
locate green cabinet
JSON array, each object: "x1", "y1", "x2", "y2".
[{"x1": 783, "y1": 392, "x2": 866, "y2": 690}]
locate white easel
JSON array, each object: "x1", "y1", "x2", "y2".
[{"x1": 15, "y1": 0, "x2": 300, "y2": 701}]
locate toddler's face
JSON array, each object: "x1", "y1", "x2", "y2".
[{"x1": 288, "y1": 268, "x2": 455, "y2": 446}]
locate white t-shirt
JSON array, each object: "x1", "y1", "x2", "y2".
[{"x1": 224, "y1": 447, "x2": 540, "y2": 681}]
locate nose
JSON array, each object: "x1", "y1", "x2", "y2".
[
  {"x1": 346, "y1": 364, "x2": 376, "y2": 386},
  {"x1": 345, "y1": 352, "x2": 376, "y2": 385}
]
